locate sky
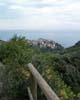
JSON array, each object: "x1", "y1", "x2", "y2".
[{"x1": 0, "y1": 0, "x2": 80, "y2": 30}]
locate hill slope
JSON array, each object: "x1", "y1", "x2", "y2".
[{"x1": 0, "y1": 36, "x2": 80, "y2": 100}]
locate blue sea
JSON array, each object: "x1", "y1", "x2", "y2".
[{"x1": 0, "y1": 30, "x2": 80, "y2": 47}]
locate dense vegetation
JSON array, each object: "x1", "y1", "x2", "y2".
[{"x1": 0, "y1": 36, "x2": 80, "y2": 100}]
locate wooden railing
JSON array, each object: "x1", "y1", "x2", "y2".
[
  {"x1": 26, "y1": 63, "x2": 60, "y2": 100},
  {"x1": 0, "y1": 63, "x2": 60, "y2": 100}
]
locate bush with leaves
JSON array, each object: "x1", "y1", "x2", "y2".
[
  {"x1": 0, "y1": 35, "x2": 80, "y2": 100},
  {"x1": 0, "y1": 36, "x2": 32, "y2": 100}
]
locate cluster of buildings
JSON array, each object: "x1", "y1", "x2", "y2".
[{"x1": 27, "y1": 38, "x2": 57, "y2": 49}]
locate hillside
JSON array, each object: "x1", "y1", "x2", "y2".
[
  {"x1": 0, "y1": 40, "x2": 5, "y2": 45},
  {"x1": 66, "y1": 41, "x2": 80, "y2": 53},
  {"x1": 0, "y1": 36, "x2": 80, "y2": 100}
]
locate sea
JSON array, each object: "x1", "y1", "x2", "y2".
[{"x1": 0, "y1": 30, "x2": 80, "y2": 48}]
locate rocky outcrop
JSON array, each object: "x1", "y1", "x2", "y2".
[{"x1": 27, "y1": 38, "x2": 63, "y2": 49}]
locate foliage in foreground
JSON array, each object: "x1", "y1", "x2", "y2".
[{"x1": 0, "y1": 36, "x2": 80, "y2": 100}]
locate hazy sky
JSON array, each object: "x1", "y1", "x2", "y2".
[{"x1": 0, "y1": 0, "x2": 80, "y2": 30}]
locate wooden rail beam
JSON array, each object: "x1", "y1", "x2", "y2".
[{"x1": 27, "y1": 63, "x2": 60, "y2": 100}]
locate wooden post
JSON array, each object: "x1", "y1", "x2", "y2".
[
  {"x1": 30, "y1": 74, "x2": 37, "y2": 100},
  {"x1": 27, "y1": 87, "x2": 34, "y2": 100},
  {"x1": 27, "y1": 63, "x2": 60, "y2": 100}
]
